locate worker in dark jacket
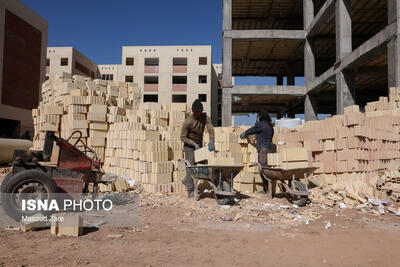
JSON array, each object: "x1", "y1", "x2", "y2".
[
  {"x1": 240, "y1": 111, "x2": 274, "y2": 166},
  {"x1": 240, "y1": 111, "x2": 274, "y2": 194},
  {"x1": 181, "y1": 99, "x2": 215, "y2": 198}
]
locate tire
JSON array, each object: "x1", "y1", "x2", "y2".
[
  {"x1": 215, "y1": 181, "x2": 231, "y2": 205},
  {"x1": 289, "y1": 180, "x2": 308, "y2": 207},
  {"x1": 1, "y1": 170, "x2": 58, "y2": 222},
  {"x1": 0, "y1": 173, "x2": 12, "y2": 192}
]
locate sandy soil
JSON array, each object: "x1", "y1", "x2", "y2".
[{"x1": 0, "y1": 167, "x2": 400, "y2": 266}]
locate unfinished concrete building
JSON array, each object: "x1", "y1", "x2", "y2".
[{"x1": 222, "y1": 0, "x2": 394, "y2": 126}]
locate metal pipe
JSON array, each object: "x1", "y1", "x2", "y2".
[{"x1": 0, "y1": 138, "x2": 32, "y2": 164}]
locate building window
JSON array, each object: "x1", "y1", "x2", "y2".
[
  {"x1": 144, "y1": 76, "x2": 158, "y2": 84},
  {"x1": 145, "y1": 58, "x2": 159, "y2": 66},
  {"x1": 144, "y1": 94, "x2": 158, "y2": 102},
  {"x1": 199, "y1": 75, "x2": 207, "y2": 83},
  {"x1": 126, "y1": 57, "x2": 134, "y2": 65},
  {"x1": 199, "y1": 57, "x2": 207, "y2": 65},
  {"x1": 172, "y1": 76, "x2": 187, "y2": 84},
  {"x1": 218, "y1": 104, "x2": 222, "y2": 112},
  {"x1": 125, "y1": 75, "x2": 134, "y2": 82},
  {"x1": 101, "y1": 74, "x2": 113, "y2": 81},
  {"x1": 60, "y1": 58, "x2": 68, "y2": 66},
  {"x1": 46, "y1": 58, "x2": 50, "y2": 66},
  {"x1": 198, "y1": 94, "x2": 207, "y2": 102},
  {"x1": 173, "y1": 57, "x2": 187, "y2": 66},
  {"x1": 172, "y1": 95, "x2": 187, "y2": 103}
]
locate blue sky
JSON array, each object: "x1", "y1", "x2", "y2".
[
  {"x1": 22, "y1": 0, "x2": 223, "y2": 64},
  {"x1": 22, "y1": 0, "x2": 310, "y2": 125}
]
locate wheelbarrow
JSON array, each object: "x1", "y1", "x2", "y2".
[
  {"x1": 186, "y1": 164, "x2": 244, "y2": 205},
  {"x1": 258, "y1": 165, "x2": 319, "y2": 207}
]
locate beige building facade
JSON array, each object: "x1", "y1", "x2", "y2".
[
  {"x1": 0, "y1": 0, "x2": 48, "y2": 138},
  {"x1": 46, "y1": 47, "x2": 99, "y2": 79},
  {"x1": 121, "y1": 46, "x2": 219, "y2": 124},
  {"x1": 98, "y1": 64, "x2": 123, "y2": 82},
  {"x1": 47, "y1": 45, "x2": 222, "y2": 125}
]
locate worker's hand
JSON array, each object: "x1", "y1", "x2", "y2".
[
  {"x1": 194, "y1": 143, "x2": 200, "y2": 150},
  {"x1": 239, "y1": 133, "x2": 246, "y2": 139},
  {"x1": 208, "y1": 142, "x2": 215, "y2": 152}
]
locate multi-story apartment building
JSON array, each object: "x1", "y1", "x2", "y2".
[
  {"x1": 121, "y1": 46, "x2": 219, "y2": 124},
  {"x1": 47, "y1": 45, "x2": 222, "y2": 125},
  {"x1": 98, "y1": 64, "x2": 123, "y2": 82},
  {"x1": 0, "y1": 0, "x2": 48, "y2": 138},
  {"x1": 46, "y1": 47, "x2": 100, "y2": 80}
]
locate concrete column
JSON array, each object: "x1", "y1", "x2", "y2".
[
  {"x1": 222, "y1": 0, "x2": 232, "y2": 88},
  {"x1": 388, "y1": 0, "x2": 400, "y2": 89},
  {"x1": 222, "y1": 0, "x2": 233, "y2": 126},
  {"x1": 304, "y1": 94, "x2": 318, "y2": 121},
  {"x1": 277, "y1": 76, "x2": 283, "y2": 85},
  {"x1": 336, "y1": 0, "x2": 355, "y2": 114},
  {"x1": 222, "y1": 89, "x2": 232, "y2": 126},
  {"x1": 303, "y1": 0, "x2": 318, "y2": 121},
  {"x1": 336, "y1": 71, "x2": 356, "y2": 114}
]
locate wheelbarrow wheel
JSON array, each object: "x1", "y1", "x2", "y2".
[
  {"x1": 215, "y1": 181, "x2": 231, "y2": 205},
  {"x1": 289, "y1": 180, "x2": 308, "y2": 207}
]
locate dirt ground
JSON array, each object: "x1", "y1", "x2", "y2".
[{"x1": 1, "y1": 167, "x2": 400, "y2": 267}]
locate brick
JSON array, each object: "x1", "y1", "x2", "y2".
[
  {"x1": 238, "y1": 173, "x2": 254, "y2": 183},
  {"x1": 151, "y1": 172, "x2": 172, "y2": 184},
  {"x1": 71, "y1": 120, "x2": 88, "y2": 129},
  {"x1": 194, "y1": 147, "x2": 215, "y2": 163},
  {"x1": 208, "y1": 157, "x2": 236, "y2": 165},
  {"x1": 284, "y1": 131, "x2": 301, "y2": 142},
  {"x1": 301, "y1": 131, "x2": 315, "y2": 142},
  {"x1": 344, "y1": 105, "x2": 360, "y2": 114},
  {"x1": 89, "y1": 104, "x2": 107, "y2": 114},
  {"x1": 281, "y1": 161, "x2": 308, "y2": 169},
  {"x1": 90, "y1": 122, "x2": 108, "y2": 130},
  {"x1": 51, "y1": 214, "x2": 83, "y2": 237},
  {"x1": 345, "y1": 112, "x2": 364, "y2": 126},
  {"x1": 279, "y1": 148, "x2": 308, "y2": 162},
  {"x1": 87, "y1": 137, "x2": 105, "y2": 147}
]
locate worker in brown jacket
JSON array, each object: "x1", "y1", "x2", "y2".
[{"x1": 181, "y1": 99, "x2": 215, "y2": 198}]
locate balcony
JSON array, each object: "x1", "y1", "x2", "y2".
[
  {"x1": 144, "y1": 84, "x2": 158, "y2": 92},
  {"x1": 144, "y1": 66, "x2": 159, "y2": 73},
  {"x1": 172, "y1": 84, "x2": 187, "y2": 92},
  {"x1": 173, "y1": 66, "x2": 187, "y2": 73}
]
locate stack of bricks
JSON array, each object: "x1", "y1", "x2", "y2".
[
  {"x1": 199, "y1": 126, "x2": 264, "y2": 193},
  {"x1": 32, "y1": 72, "x2": 142, "y2": 163},
  {"x1": 103, "y1": 103, "x2": 187, "y2": 194},
  {"x1": 270, "y1": 90, "x2": 400, "y2": 197}
]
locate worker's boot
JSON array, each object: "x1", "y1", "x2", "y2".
[{"x1": 187, "y1": 191, "x2": 194, "y2": 199}]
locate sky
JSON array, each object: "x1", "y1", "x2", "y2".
[
  {"x1": 22, "y1": 0, "x2": 309, "y2": 126},
  {"x1": 22, "y1": 0, "x2": 224, "y2": 64}
]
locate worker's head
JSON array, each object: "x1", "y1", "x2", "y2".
[
  {"x1": 257, "y1": 111, "x2": 272, "y2": 123},
  {"x1": 192, "y1": 99, "x2": 204, "y2": 119}
]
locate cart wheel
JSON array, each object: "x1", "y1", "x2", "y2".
[
  {"x1": 215, "y1": 181, "x2": 231, "y2": 205},
  {"x1": 289, "y1": 180, "x2": 308, "y2": 207},
  {"x1": 1, "y1": 170, "x2": 58, "y2": 221}
]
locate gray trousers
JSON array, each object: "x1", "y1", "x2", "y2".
[{"x1": 183, "y1": 145, "x2": 195, "y2": 192}]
